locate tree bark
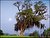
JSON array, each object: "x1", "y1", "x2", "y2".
[{"x1": 19, "y1": 28, "x2": 24, "y2": 36}]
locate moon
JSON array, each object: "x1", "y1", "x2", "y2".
[{"x1": 9, "y1": 18, "x2": 12, "y2": 21}]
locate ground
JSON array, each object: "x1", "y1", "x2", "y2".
[{"x1": 0, "y1": 35, "x2": 39, "y2": 38}]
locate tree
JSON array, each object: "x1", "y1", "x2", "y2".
[
  {"x1": 0, "y1": 29, "x2": 4, "y2": 35},
  {"x1": 40, "y1": 28, "x2": 50, "y2": 38},
  {"x1": 13, "y1": 0, "x2": 47, "y2": 36}
]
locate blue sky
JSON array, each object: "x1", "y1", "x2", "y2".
[{"x1": 1, "y1": 0, "x2": 50, "y2": 35}]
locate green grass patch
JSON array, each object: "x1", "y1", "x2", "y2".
[{"x1": 0, "y1": 35, "x2": 39, "y2": 38}]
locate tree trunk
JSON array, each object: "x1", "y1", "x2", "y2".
[{"x1": 19, "y1": 28, "x2": 24, "y2": 36}]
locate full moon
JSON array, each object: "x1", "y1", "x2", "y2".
[{"x1": 9, "y1": 18, "x2": 12, "y2": 21}]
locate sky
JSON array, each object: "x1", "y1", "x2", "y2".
[{"x1": 1, "y1": 0, "x2": 50, "y2": 35}]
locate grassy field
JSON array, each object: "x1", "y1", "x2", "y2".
[
  {"x1": 0, "y1": 35, "x2": 39, "y2": 38},
  {"x1": 0, "y1": 35, "x2": 50, "y2": 38}
]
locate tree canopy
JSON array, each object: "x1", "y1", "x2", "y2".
[{"x1": 13, "y1": 0, "x2": 47, "y2": 36}]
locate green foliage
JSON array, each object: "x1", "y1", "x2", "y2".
[
  {"x1": 33, "y1": 31, "x2": 39, "y2": 36},
  {"x1": 0, "y1": 29, "x2": 4, "y2": 35},
  {"x1": 34, "y1": 1, "x2": 47, "y2": 15},
  {"x1": 40, "y1": 28, "x2": 50, "y2": 38},
  {"x1": 29, "y1": 31, "x2": 39, "y2": 38},
  {"x1": 43, "y1": 28, "x2": 50, "y2": 36},
  {"x1": 14, "y1": 0, "x2": 47, "y2": 36}
]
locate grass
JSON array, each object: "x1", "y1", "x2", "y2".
[
  {"x1": 0, "y1": 35, "x2": 50, "y2": 38},
  {"x1": 0, "y1": 35, "x2": 39, "y2": 38}
]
